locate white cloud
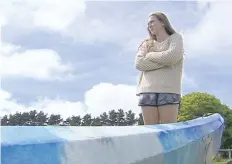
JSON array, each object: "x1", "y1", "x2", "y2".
[
  {"x1": 0, "y1": 88, "x2": 88, "y2": 119},
  {"x1": 0, "y1": 83, "x2": 140, "y2": 119},
  {"x1": 1, "y1": 0, "x2": 116, "y2": 44},
  {"x1": 66, "y1": 16, "x2": 117, "y2": 44},
  {"x1": 3, "y1": 1, "x2": 231, "y2": 50},
  {"x1": 196, "y1": 0, "x2": 210, "y2": 11},
  {"x1": 32, "y1": 98, "x2": 88, "y2": 119},
  {"x1": 57, "y1": 8, "x2": 143, "y2": 45},
  {"x1": 0, "y1": 89, "x2": 28, "y2": 115},
  {"x1": 0, "y1": 0, "x2": 86, "y2": 31},
  {"x1": 0, "y1": 42, "x2": 74, "y2": 80},
  {"x1": 0, "y1": 89, "x2": 11, "y2": 101},
  {"x1": 183, "y1": 1, "x2": 232, "y2": 65},
  {"x1": 1, "y1": 0, "x2": 144, "y2": 45},
  {"x1": 84, "y1": 83, "x2": 140, "y2": 116}
]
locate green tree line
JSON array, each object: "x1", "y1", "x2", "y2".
[
  {"x1": 1, "y1": 92, "x2": 232, "y2": 149},
  {"x1": 1, "y1": 109, "x2": 143, "y2": 126}
]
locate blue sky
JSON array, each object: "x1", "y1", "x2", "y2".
[{"x1": 1, "y1": 1, "x2": 232, "y2": 118}]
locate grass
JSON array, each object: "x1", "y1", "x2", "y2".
[
  {"x1": 214, "y1": 162, "x2": 229, "y2": 164},
  {"x1": 213, "y1": 158, "x2": 231, "y2": 164}
]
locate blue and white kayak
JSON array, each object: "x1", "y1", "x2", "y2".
[{"x1": 1, "y1": 113, "x2": 224, "y2": 164}]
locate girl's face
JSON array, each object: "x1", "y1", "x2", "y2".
[{"x1": 148, "y1": 15, "x2": 164, "y2": 35}]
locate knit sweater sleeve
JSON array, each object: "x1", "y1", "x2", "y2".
[
  {"x1": 145, "y1": 33, "x2": 183, "y2": 66},
  {"x1": 135, "y1": 40, "x2": 166, "y2": 71}
]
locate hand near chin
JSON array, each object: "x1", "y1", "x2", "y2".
[{"x1": 145, "y1": 40, "x2": 155, "y2": 55}]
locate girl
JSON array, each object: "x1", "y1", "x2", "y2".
[{"x1": 135, "y1": 12, "x2": 184, "y2": 125}]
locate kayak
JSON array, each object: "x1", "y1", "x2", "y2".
[{"x1": 1, "y1": 113, "x2": 224, "y2": 164}]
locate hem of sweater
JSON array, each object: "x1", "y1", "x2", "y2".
[{"x1": 136, "y1": 87, "x2": 181, "y2": 96}]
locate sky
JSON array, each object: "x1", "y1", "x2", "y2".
[{"x1": 1, "y1": 0, "x2": 232, "y2": 119}]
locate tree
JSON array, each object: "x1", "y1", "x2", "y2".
[
  {"x1": 137, "y1": 113, "x2": 144, "y2": 125},
  {"x1": 100, "y1": 112, "x2": 110, "y2": 126},
  {"x1": 117, "y1": 109, "x2": 126, "y2": 126},
  {"x1": 28, "y1": 110, "x2": 37, "y2": 125},
  {"x1": 179, "y1": 92, "x2": 232, "y2": 149},
  {"x1": 47, "y1": 114, "x2": 63, "y2": 125},
  {"x1": 220, "y1": 108, "x2": 232, "y2": 149},
  {"x1": 65, "y1": 116, "x2": 82, "y2": 126},
  {"x1": 8, "y1": 112, "x2": 23, "y2": 125},
  {"x1": 125, "y1": 110, "x2": 136, "y2": 125},
  {"x1": 1, "y1": 115, "x2": 8, "y2": 125},
  {"x1": 108, "y1": 110, "x2": 118, "y2": 126},
  {"x1": 81, "y1": 114, "x2": 92, "y2": 126},
  {"x1": 36, "y1": 111, "x2": 48, "y2": 126},
  {"x1": 92, "y1": 117, "x2": 102, "y2": 126},
  {"x1": 21, "y1": 112, "x2": 30, "y2": 125}
]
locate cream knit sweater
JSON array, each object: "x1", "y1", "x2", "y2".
[{"x1": 135, "y1": 32, "x2": 184, "y2": 95}]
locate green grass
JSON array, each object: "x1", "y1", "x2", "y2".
[{"x1": 213, "y1": 159, "x2": 231, "y2": 164}]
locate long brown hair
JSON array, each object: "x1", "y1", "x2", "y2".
[
  {"x1": 138, "y1": 12, "x2": 177, "y2": 52},
  {"x1": 148, "y1": 12, "x2": 176, "y2": 41},
  {"x1": 138, "y1": 12, "x2": 176, "y2": 52}
]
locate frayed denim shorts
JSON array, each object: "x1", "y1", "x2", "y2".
[{"x1": 138, "y1": 93, "x2": 181, "y2": 107}]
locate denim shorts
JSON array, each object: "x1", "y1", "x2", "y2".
[{"x1": 138, "y1": 93, "x2": 181, "y2": 107}]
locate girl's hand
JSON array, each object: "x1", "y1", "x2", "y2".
[{"x1": 145, "y1": 40, "x2": 155, "y2": 54}]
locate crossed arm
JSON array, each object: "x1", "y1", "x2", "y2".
[
  {"x1": 135, "y1": 33, "x2": 184, "y2": 71},
  {"x1": 145, "y1": 33, "x2": 184, "y2": 66},
  {"x1": 135, "y1": 41, "x2": 166, "y2": 71}
]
